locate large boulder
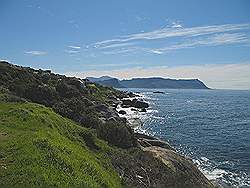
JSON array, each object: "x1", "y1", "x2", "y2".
[
  {"x1": 121, "y1": 99, "x2": 134, "y2": 106},
  {"x1": 121, "y1": 99, "x2": 149, "y2": 109},
  {"x1": 143, "y1": 146, "x2": 215, "y2": 188},
  {"x1": 118, "y1": 110, "x2": 126, "y2": 115},
  {"x1": 138, "y1": 138, "x2": 175, "y2": 151},
  {"x1": 110, "y1": 146, "x2": 215, "y2": 188},
  {"x1": 133, "y1": 99, "x2": 149, "y2": 108},
  {"x1": 135, "y1": 133, "x2": 175, "y2": 151}
]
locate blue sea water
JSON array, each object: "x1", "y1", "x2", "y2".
[{"x1": 122, "y1": 89, "x2": 250, "y2": 188}]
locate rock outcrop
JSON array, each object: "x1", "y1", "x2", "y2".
[
  {"x1": 121, "y1": 98, "x2": 149, "y2": 109},
  {"x1": 143, "y1": 146, "x2": 215, "y2": 188},
  {"x1": 136, "y1": 133, "x2": 175, "y2": 151}
]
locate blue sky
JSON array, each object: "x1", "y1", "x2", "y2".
[{"x1": 1, "y1": 0, "x2": 250, "y2": 89}]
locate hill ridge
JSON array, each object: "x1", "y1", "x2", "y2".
[{"x1": 88, "y1": 76, "x2": 209, "y2": 89}]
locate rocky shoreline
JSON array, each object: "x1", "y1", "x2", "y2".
[
  {"x1": 0, "y1": 61, "x2": 217, "y2": 188},
  {"x1": 115, "y1": 92, "x2": 179, "y2": 151},
  {"x1": 115, "y1": 92, "x2": 218, "y2": 188}
]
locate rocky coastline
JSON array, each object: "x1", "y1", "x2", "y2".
[
  {"x1": 115, "y1": 91, "x2": 218, "y2": 188},
  {"x1": 115, "y1": 92, "x2": 180, "y2": 151},
  {"x1": 0, "y1": 61, "x2": 216, "y2": 188}
]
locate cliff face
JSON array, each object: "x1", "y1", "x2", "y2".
[{"x1": 0, "y1": 61, "x2": 215, "y2": 188}]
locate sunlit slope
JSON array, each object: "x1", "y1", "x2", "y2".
[{"x1": 0, "y1": 102, "x2": 121, "y2": 188}]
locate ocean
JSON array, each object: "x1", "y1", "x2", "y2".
[{"x1": 119, "y1": 88, "x2": 250, "y2": 188}]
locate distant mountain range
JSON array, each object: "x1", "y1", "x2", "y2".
[{"x1": 86, "y1": 76, "x2": 209, "y2": 89}]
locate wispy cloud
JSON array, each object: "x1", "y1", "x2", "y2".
[
  {"x1": 171, "y1": 22, "x2": 182, "y2": 28},
  {"x1": 65, "y1": 45, "x2": 81, "y2": 56},
  {"x1": 68, "y1": 45, "x2": 81, "y2": 49},
  {"x1": 98, "y1": 33, "x2": 250, "y2": 55},
  {"x1": 96, "y1": 23, "x2": 250, "y2": 45},
  {"x1": 101, "y1": 47, "x2": 144, "y2": 55},
  {"x1": 24, "y1": 50, "x2": 47, "y2": 56},
  {"x1": 89, "y1": 23, "x2": 250, "y2": 55},
  {"x1": 64, "y1": 50, "x2": 80, "y2": 54},
  {"x1": 97, "y1": 42, "x2": 134, "y2": 49},
  {"x1": 151, "y1": 33, "x2": 250, "y2": 53}
]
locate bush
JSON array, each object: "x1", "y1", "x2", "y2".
[
  {"x1": 0, "y1": 86, "x2": 10, "y2": 94},
  {"x1": 0, "y1": 93, "x2": 26, "y2": 103},
  {"x1": 52, "y1": 99, "x2": 101, "y2": 129},
  {"x1": 0, "y1": 86, "x2": 26, "y2": 102},
  {"x1": 78, "y1": 130, "x2": 99, "y2": 150},
  {"x1": 96, "y1": 121, "x2": 136, "y2": 149},
  {"x1": 56, "y1": 82, "x2": 81, "y2": 98},
  {"x1": 24, "y1": 84, "x2": 58, "y2": 106}
]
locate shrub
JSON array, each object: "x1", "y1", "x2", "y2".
[
  {"x1": 78, "y1": 130, "x2": 99, "y2": 150},
  {"x1": 56, "y1": 82, "x2": 81, "y2": 98},
  {"x1": 24, "y1": 84, "x2": 58, "y2": 106},
  {"x1": 96, "y1": 121, "x2": 136, "y2": 149}
]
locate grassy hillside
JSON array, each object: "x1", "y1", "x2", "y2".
[
  {"x1": 0, "y1": 62, "x2": 215, "y2": 188},
  {"x1": 0, "y1": 102, "x2": 121, "y2": 187},
  {"x1": 0, "y1": 61, "x2": 135, "y2": 148}
]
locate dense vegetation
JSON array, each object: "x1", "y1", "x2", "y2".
[{"x1": 0, "y1": 61, "x2": 135, "y2": 148}]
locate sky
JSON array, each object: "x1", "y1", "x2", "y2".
[{"x1": 1, "y1": 0, "x2": 250, "y2": 89}]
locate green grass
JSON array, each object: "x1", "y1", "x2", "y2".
[{"x1": 0, "y1": 102, "x2": 122, "y2": 187}]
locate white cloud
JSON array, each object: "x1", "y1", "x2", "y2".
[
  {"x1": 65, "y1": 46, "x2": 81, "y2": 55},
  {"x1": 24, "y1": 51, "x2": 47, "y2": 56},
  {"x1": 97, "y1": 42, "x2": 134, "y2": 49},
  {"x1": 101, "y1": 47, "x2": 142, "y2": 55},
  {"x1": 64, "y1": 50, "x2": 80, "y2": 54},
  {"x1": 172, "y1": 24, "x2": 182, "y2": 28},
  {"x1": 150, "y1": 50, "x2": 164, "y2": 54},
  {"x1": 153, "y1": 33, "x2": 250, "y2": 53},
  {"x1": 89, "y1": 23, "x2": 250, "y2": 55},
  {"x1": 95, "y1": 23, "x2": 250, "y2": 45},
  {"x1": 68, "y1": 45, "x2": 81, "y2": 49},
  {"x1": 65, "y1": 63, "x2": 250, "y2": 90},
  {"x1": 171, "y1": 22, "x2": 182, "y2": 28},
  {"x1": 98, "y1": 33, "x2": 249, "y2": 55}
]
